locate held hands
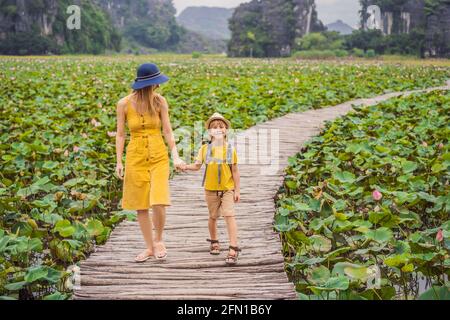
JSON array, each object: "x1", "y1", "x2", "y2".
[{"x1": 173, "y1": 157, "x2": 187, "y2": 172}]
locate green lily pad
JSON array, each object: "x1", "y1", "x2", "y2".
[{"x1": 365, "y1": 227, "x2": 393, "y2": 243}]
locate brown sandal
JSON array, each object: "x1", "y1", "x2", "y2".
[
  {"x1": 225, "y1": 245, "x2": 241, "y2": 265},
  {"x1": 206, "y1": 239, "x2": 220, "y2": 255}
]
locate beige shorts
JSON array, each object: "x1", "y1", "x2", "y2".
[{"x1": 204, "y1": 189, "x2": 235, "y2": 219}]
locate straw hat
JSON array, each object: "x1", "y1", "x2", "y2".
[{"x1": 205, "y1": 112, "x2": 231, "y2": 129}]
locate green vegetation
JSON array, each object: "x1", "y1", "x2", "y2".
[
  {"x1": 292, "y1": 28, "x2": 431, "y2": 59},
  {"x1": 292, "y1": 31, "x2": 350, "y2": 59},
  {"x1": 0, "y1": 0, "x2": 121, "y2": 55},
  {"x1": 0, "y1": 0, "x2": 191, "y2": 55},
  {"x1": 227, "y1": 0, "x2": 325, "y2": 57},
  {"x1": 276, "y1": 90, "x2": 450, "y2": 300},
  {"x1": 120, "y1": 0, "x2": 182, "y2": 51},
  {"x1": 191, "y1": 51, "x2": 203, "y2": 59},
  {"x1": 343, "y1": 29, "x2": 425, "y2": 57}
]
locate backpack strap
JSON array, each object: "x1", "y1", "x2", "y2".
[
  {"x1": 225, "y1": 142, "x2": 234, "y2": 174},
  {"x1": 226, "y1": 142, "x2": 233, "y2": 164},
  {"x1": 201, "y1": 142, "x2": 213, "y2": 187},
  {"x1": 201, "y1": 142, "x2": 234, "y2": 187},
  {"x1": 205, "y1": 141, "x2": 213, "y2": 163},
  {"x1": 216, "y1": 142, "x2": 234, "y2": 184}
]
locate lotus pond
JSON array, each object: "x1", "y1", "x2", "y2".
[{"x1": 276, "y1": 89, "x2": 449, "y2": 300}]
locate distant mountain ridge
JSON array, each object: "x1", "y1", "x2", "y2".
[
  {"x1": 177, "y1": 6, "x2": 234, "y2": 40},
  {"x1": 326, "y1": 20, "x2": 354, "y2": 35}
]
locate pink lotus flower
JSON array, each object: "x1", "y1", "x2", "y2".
[
  {"x1": 438, "y1": 143, "x2": 444, "y2": 149},
  {"x1": 73, "y1": 146, "x2": 80, "y2": 153},
  {"x1": 107, "y1": 131, "x2": 116, "y2": 137},
  {"x1": 436, "y1": 229, "x2": 444, "y2": 242},
  {"x1": 90, "y1": 118, "x2": 101, "y2": 127},
  {"x1": 372, "y1": 190, "x2": 382, "y2": 201}
]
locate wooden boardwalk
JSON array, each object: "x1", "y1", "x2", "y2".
[{"x1": 74, "y1": 83, "x2": 449, "y2": 300}]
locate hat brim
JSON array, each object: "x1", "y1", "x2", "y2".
[
  {"x1": 131, "y1": 74, "x2": 169, "y2": 90},
  {"x1": 205, "y1": 117, "x2": 231, "y2": 129}
]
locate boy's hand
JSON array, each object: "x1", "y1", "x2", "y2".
[{"x1": 234, "y1": 190, "x2": 240, "y2": 203}]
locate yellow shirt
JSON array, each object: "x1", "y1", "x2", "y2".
[{"x1": 196, "y1": 143, "x2": 238, "y2": 191}]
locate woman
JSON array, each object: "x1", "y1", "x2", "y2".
[{"x1": 115, "y1": 63, "x2": 185, "y2": 262}]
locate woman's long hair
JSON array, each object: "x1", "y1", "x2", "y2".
[{"x1": 131, "y1": 85, "x2": 163, "y2": 116}]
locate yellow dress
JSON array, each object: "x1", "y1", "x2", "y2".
[{"x1": 121, "y1": 95, "x2": 171, "y2": 210}]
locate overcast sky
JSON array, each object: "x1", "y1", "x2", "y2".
[{"x1": 172, "y1": 0, "x2": 361, "y2": 28}]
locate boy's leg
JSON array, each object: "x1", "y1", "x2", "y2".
[
  {"x1": 221, "y1": 190, "x2": 239, "y2": 257},
  {"x1": 224, "y1": 216, "x2": 238, "y2": 248},
  {"x1": 205, "y1": 190, "x2": 221, "y2": 241},
  {"x1": 208, "y1": 217, "x2": 219, "y2": 241}
]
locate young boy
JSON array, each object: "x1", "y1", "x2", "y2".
[{"x1": 181, "y1": 112, "x2": 241, "y2": 265}]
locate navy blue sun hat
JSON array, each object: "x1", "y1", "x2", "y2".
[{"x1": 131, "y1": 63, "x2": 169, "y2": 90}]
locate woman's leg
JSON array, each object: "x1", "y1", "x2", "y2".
[
  {"x1": 136, "y1": 209, "x2": 154, "y2": 260},
  {"x1": 152, "y1": 205, "x2": 166, "y2": 242},
  {"x1": 152, "y1": 205, "x2": 167, "y2": 258}
]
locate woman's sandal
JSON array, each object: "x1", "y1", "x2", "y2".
[
  {"x1": 153, "y1": 241, "x2": 167, "y2": 260},
  {"x1": 206, "y1": 238, "x2": 220, "y2": 255},
  {"x1": 225, "y1": 245, "x2": 241, "y2": 265},
  {"x1": 135, "y1": 249, "x2": 154, "y2": 263}
]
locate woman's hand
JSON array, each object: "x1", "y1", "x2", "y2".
[
  {"x1": 116, "y1": 162, "x2": 124, "y2": 180},
  {"x1": 234, "y1": 190, "x2": 241, "y2": 203},
  {"x1": 173, "y1": 157, "x2": 186, "y2": 172}
]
